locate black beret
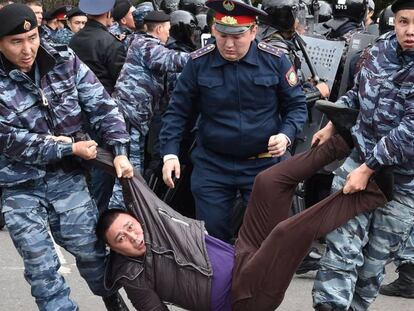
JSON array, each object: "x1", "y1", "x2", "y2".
[
  {"x1": 143, "y1": 10, "x2": 170, "y2": 22},
  {"x1": 66, "y1": 7, "x2": 87, "y2": 19},
  {"x1": 51, "y1": 5, "x2": 73, "y2": 20},
  {"x1": 391, "y1": 0, "x2": 414, "y2": 13},
  {"x1": 0, "y1": 3, "x2": 38, "y2": 38},
  {"x1": 112, "y1": 0, "x2": 132, "y2": 21}
]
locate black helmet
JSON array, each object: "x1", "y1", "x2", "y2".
[
  {"x1": 196, "y1": 13, "x2": 209, "y2": 33},
  {"x1": 260, "y1": 0, "x2": 300, "y2": 32},
  {"x1": 179, "y1": 0, "x2": 207, "y2": 15},
  {"x1": 170, "y1": 10, "x2": 199, "y2": 48},
  {"x1": 318, "y1": 0, "x2": 332, "y2": 23},
  {"x1": 332, "y1": 0, "x2": 367, "y2": 23},
  {"x1": 160, "y1": 0, "x2": 180, "y2": 13},
  {"x1": 378, "y1": 5, "x2": 394, "y2": 35}
]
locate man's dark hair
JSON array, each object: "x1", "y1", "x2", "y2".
[
  {"x1": 145, "y1": 21, "x2": 165, "y2": 32},
  {"x1": 96, "y1": 208, "x2": 133, "y2": 243},
  {"x1": 23, "y1": 0, "x2": 42, "y2": 6}
]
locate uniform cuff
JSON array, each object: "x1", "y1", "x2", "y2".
[
  {"x1": 113, "y1": 144, "x2": 128, "y2": 156},
  {"x1": 57, "y1": 142, "x2": 73, "y2": 158},
  {"x1": 365, "y1": 156, "x2": 381, "y2": 170}
]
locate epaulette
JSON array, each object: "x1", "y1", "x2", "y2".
[
  {"x1": 257, "y1": 41, "x2": 283, "y2": 57},
  {"x1": 190, "y1": 44, "x2": 215, "y2": 60}
]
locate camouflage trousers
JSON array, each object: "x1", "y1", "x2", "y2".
[
  {"x1": 312, "y1": 155, "x2": 414, "y2": 311},
  {"x1": 109, "y1": 127, "x2": 145, "y2": 210},
  {"x1": 393, "y1": 228, "x2": 414, "y2": 267},
  {"x1": 1, "y1": 170, "x2": 110, "y2": 311}
]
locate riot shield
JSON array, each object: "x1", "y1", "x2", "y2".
[
  {"x1": 337, "y1": 32, "x2": 377, "y2": 97},
  {"x1": 298, "y1": 35, "x2": 346, "y2": 89}
]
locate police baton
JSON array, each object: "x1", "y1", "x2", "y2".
[{"x1": 293, "y1": 33, "x2": 321, "y2": 84}]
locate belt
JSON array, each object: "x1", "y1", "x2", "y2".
[{"x1": 248, "y1": 152, "x2": 273, "y2": 160}]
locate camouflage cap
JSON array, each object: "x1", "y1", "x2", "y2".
[{"x1": 0, "y1": 3, "x2": 38, "y2": 38}]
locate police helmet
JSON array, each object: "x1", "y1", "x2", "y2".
[
  {"x1": 378, "y1": 5, "x2": 394, "y2": 35},
  {"x1": 179, "y1": 0, "x2": 207, "y2": 15},
  {"x1": 318, "y1": 0, "x2": 332, "y2": 23},
  {"x1": 160, "y1": 0, "x2": 179, "y2": 13},
  {"x1": 332, "y1": 0, "x2": 367, "y2": 23},
  {"x1": 260, "y1": 0, "x2": 300, "y2": 32},
  {"x1": 196, "y1": 13, "x2": 209, "y2": 33},
  {"x1": 170, "y1": 10, "x2": 198, "y2": 47}
]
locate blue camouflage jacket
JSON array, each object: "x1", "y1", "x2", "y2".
[
  {"x1": 339, "y1": 32, "x2": 414, "y2": 194},
  {"x1": 0, "y1": 43, "x2": 129, "y2": 187},
  {"x1": 51, "y1": 27, "x2": 74, "y2": 45},
  {"x1": 113, "y1": 34, "x2": 189, "y2": 135}
]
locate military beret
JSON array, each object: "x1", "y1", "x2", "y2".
[
  {"x1": 205, "y1": 0, "x2": 267, "y2": 35},
  {"x1": 143, "y1": 10, "x2": 170, "y2": 22},
  {"x1": 112, "y1": 0, "x2": 133, "y2": 21},
  {"x1": 0, "y1": 3, "x2": 38, "y2": 38},
  {"x1": 392, "y1": 0, "x2": 414, "y2": 13},
  {"x1": 66, "y1": 7, "x2": 87, "y2": 19},
  {"x1": 79, "y1": 0, "x2": 115, "y2": 15}
]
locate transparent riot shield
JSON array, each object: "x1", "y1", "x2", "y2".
[{"x1": 337, "y1": 32, "x2": 378, "y2": 97}]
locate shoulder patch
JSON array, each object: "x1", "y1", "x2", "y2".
[
  {"x1": 257, "y1": 41, "x2": 283, "y2": 57},
  {"x1": 190, "y1": 44, "x2": 215, "y2": 60},
  {"x1": 285, "y1": 65, "x2": 299, "y2": 87}
]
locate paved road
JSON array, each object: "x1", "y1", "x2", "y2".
[{"x1": 1, "y1": 227, "x2": 414, "y2": 311}]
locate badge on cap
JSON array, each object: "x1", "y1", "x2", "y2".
[
  {"x1": 23, "y1": 20, "x2": 31, "y2": 31},
  {"x1": 223, "y1": 0, "x2": 235, "y2": 11},
  {"x1": 220, "y1": 16, "x2": 237, "y2": 25},
  {"x1": 286, "y1": 66, "x2": 298, "y2": 87}
]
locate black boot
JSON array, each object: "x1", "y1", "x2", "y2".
[
  {"x1": 296, "y1": 247, "x2": 322, "y2": 274},
  {"x1": 314, "y1": 303, "x2": 337, "y2": 311},
  {"x1": 315, "y1": 100, "x2": 359, "y2": 149},
  {"x1": 379, "y1": 263, "x2": 414, "y2": 298},
  {"x1": 102, "y1": 292, "x2": 130, "y2": 311}
]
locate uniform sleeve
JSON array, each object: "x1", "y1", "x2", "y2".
[
  {"x1": 124, "y1": 285, "x2": 168, "y2": 311},
  {"x1": 159, "y1": 59, "x2": 198, "y2": 157},
  {"x1": 276, "y1": 55, "x2": 308, "y2": 143},
  {"x1": 73, "y1": 54, "x2": 130, "y2": 150},
  {"x1": 143, "y1": 41, "x2": 190, "y2": 74},
  {"x1": 365, "y1": 95, "x2": 414, "y2": 169},
  {"x1": 0, "y1": 101, "x2": 72, "y2": 165}
]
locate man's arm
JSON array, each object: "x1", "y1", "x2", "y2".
[
  {"x1": 143, "y1": 41, "x2": 190, "y2": 73},
  {"x1": 124, "y1": 285, "x2": 168, "y2": 311}
]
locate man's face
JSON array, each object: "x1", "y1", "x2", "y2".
[
  {"x1": 105, "y1": 213, "x2": 147, "y2": 257},
  {"x1": 212, "y1": 24, "x2": 257, "y2": 61},
  {"x1": 68, "y1": 15, "x2": 87, "y2": 33},
  {"x1": 122, "y1": 6, "x2": 136, "y2": 30},
  {"x1": 0, "y1": 28, "x2": 40, "y2": 72},
  {"x1": 27, "y1": 4, "x2": 43, "y2": 26},
  {"x1": 395, "y1": 10, "x2": 414, "y2": 51},
  {"x1": 158, "y1": 21, "x2": 171, "y2": 44}
]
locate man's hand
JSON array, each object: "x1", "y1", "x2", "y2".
[
  {"x1": 47, "y1": 135, "x2": 73, "y2": 143},
  {"x1": 343, "y1": 163, "x2": 375, "y2": 195},
  {"x1": 311, "y1": 121, "x2": 336, "y2": 147},
  {"x1": 72, "y1": 140, "x2": 98, "y2": 160},
  {"x1": 315, "y1": 82, "x2": 330, "y2": 99},
  {"x1": 162, "y1": 158, "x2": 180, "y2": 189},
  {"x1": 113, "y1": 155, "x2": 134, "y2": 178},
  {"x1": 268, "y1": 134, "x2": 289, "y2": 157}
]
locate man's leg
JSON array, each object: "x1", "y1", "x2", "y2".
[
  {"x1": 379, "y1": 229, "x2": 414, "y2": 298},
  {"x1": 350, "y1": 193, "x2": 414, "y2": 310},
  {"x1": 2, "y1": 184, "x2": 77, "y2": 311}
]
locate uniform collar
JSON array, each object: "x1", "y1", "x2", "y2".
[{"x1": 212, "y1": 40, "x2": 259, "y2": 67}]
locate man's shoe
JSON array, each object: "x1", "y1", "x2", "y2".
[
  {"x1": 102, "y1": 292, "x2": 130, "y2": 311},
  {"x1": 315, "y1": 100, "x2": 359, "y2": 148},
  {"x1": 296, "y1": 247, "x2": 322, "y2": 275},
  {"x1": 379, "y1": 263, "x2": 414, "y2": 298},
  {"x1": 314, "y1": 303, "x2": 336, "y2": 311}
]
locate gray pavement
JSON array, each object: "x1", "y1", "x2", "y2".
[{"x1": 1, "y1": 227, "x2": 414, "y2": 311}]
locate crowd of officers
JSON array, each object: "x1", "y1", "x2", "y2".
[{"x1": 0, "y1": 0, "x2": 413, "y2": 310}]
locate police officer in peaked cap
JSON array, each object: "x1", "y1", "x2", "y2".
[{"x1": 159, "y1": 0, "x2": 307, "y2": 244}]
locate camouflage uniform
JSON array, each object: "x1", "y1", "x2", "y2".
[
  {"x1": 109, "y1": 33, "x2": 189, "y2": 209},
  {"x1": 0, "y1": 42, "x2": 129, "y2": 310},
  {"x1": 51, "y1": 27, "x2": 74, "y2": 45},
  {"x1": 313, "y1": 32, "x2": 414, "y2": 310},
  {"x1": 108, "y1": 21, "x2": 134, "y2": 50}
]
